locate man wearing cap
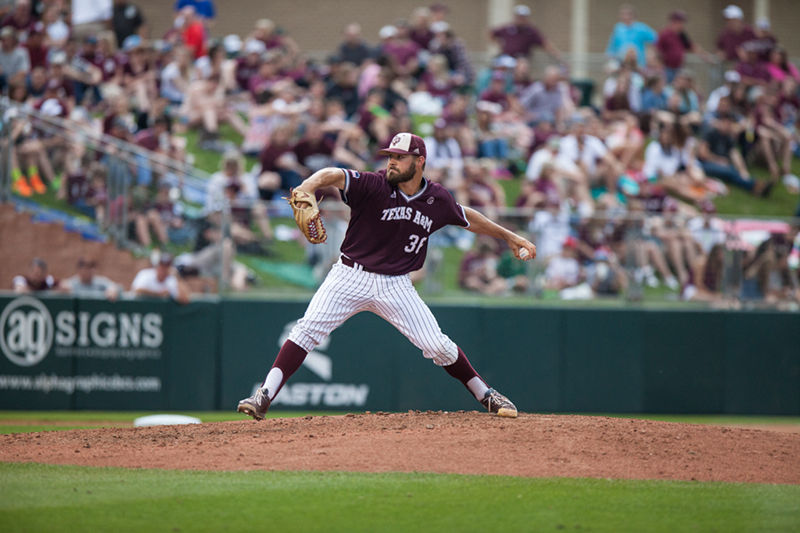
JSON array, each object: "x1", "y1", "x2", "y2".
[
  {"x1": 706, "y1": 71, "x2": 741, "y2": 117},
  {"x1": 490, "y1": 4, "x2": 561, "y2": 61},
  {"x1": 131, "y1": 252, "x2": 190, "y2": 304},
  {"x1": 656, "y1": 11, "x2": 713, "y2": 83},
  {"x1": 716, "y1": 5, "x2": 755, "y2": 63},
  {"x1": 237, "y1": 132, "x2": 536, "y2": 421}
]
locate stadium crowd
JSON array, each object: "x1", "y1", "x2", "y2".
[{"x1": 2, "y1": 1, "x2": 799, "y2": 304}]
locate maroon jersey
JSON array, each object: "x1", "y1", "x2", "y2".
[
  {"x1": 338, "y1": 169, "x2": 468, "y2": 275},
  {"x1": 491, "y1": 23, "x2": 544, "y2": 58}
]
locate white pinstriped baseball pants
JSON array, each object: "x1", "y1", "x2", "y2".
[{"x1": 288, "y1": 260, "x2": 459, "y2": 366}]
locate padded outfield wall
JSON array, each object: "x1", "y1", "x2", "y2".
[{"x1": 1, "y1": 295, "x2": 798, "y2": 414}]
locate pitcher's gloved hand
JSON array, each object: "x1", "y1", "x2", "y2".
[{"x1": 285, "y1": 189, "x2": 327, "y2": 244}]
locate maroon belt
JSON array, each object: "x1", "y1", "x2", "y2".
[{"x1": 340, "y1": 255, "x2": 377, "y2": 273}]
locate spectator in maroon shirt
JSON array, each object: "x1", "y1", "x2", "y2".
[
  {"x1": 736, "y1": 48, "x2": 771, "y2": 86},
  {"x1": 293, "y1": 122, "x2": 336, "y2": 172},
  {"x1": 459, "y1": 238, "x2": 508, "y2": 295},
  {"x1": 251, "y1": 18, "x2": 299, "y2": 57},
  {"x1": 408, "y1": 6, "x2": 433, "y2": 50},
  {"x1": 24, "y1": 22, "x2": 48, "y2": 68},
  {"x1": 744, "y1": 18, "x2": 777, "y2": 63},
  {"x1": 257, "y1": 123, "x2": 304, "y2": 200},
  {"x1": 656, "y1": 11, "x2": 713, "y2": 83},
  {"x1": 235, "y1": 39, "x2": 265, "y2": 91},
  {"x1": 379, "y1": 24, "x2": 421, "y2": 79},
  {"x1": 135, "y1": 115, "x2": 171, "y2": 153},
  {"x1": 1, "y1": 0, "x2": 35, "y2": 37},
  {"x1": 479, "y1": 71, "x2": 512, "y2": 111},
  {"x1": 35, "y1": 78, "x2": 71, "y2": 118},
  {"x1": 246, "y1": 53, "x2": 285, "y2": 97},
  {"x1": 716, "y1": 5, "x2": 755, "y2": 63},
  {"x1": 420, "y1": 53, "x2": 460, "y2": 101},
  {"x1": 490, "y1": 4, "x2": 561, "y2": 62},
  {"x1": 96, "y1": 32, "x2": 121, "y2": 83}
]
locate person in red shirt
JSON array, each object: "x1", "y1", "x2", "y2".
[{"x1": 179, "y1": 6, "x2": 206, "y2": 59}]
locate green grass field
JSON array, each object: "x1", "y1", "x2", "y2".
[
  {"x1": 1, "y1": 464, "x2": 799, "y2": 533},
  {"x1": 1, "y1": 411, "x2": 799, "y2": 532}
]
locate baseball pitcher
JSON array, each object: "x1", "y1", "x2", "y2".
[{"x1": 238, "y1": 133, "x2": 536, "y2": 419}]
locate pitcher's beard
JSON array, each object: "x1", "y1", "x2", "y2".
[{"x1": 387, "y1": 167, "x2": 415, "y2": 186}]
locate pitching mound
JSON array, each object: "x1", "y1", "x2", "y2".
[{"x1": 2, "y1": 412, "x2": 798, "y2": 484}]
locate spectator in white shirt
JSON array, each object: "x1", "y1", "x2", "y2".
[
  {"x1": 131, "y1": 252, "x2": 190, "y2": 304},
  {"x1": 423, "y1": 118, "x2": 464, "y2": 192},
  {"x1": 544, "y1": 236, "x2": 583, "y2": 290},
  {"x1": 559, "y1": 115, "x2": 623, "y2": 191},
  {"x1": 705, "y1": 70, "x2": 741, "y2": 120},
  {"x1": 0, "y1": 26, "x2": 30, "y2": 85},
  {"x1": 526, "y1": 136, "x2": 593, "y2": 217},
  {"x1": 205, "y1": 150, "x2": 273, "y2": 241},
  {"x1": 645, "y1": 121, "x2": 719, "y2": 203}
]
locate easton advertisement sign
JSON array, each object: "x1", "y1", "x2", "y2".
[{"x1": 254, "y1": 320, "x2": 370, "y2": 408}]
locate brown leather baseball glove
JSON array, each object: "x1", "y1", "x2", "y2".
[{"x1": 285, "y1": 189, "x2": 327, "y2": 244}]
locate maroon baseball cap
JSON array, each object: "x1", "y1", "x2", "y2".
[{"x1": 377, "y1": 133, "x2": 427, "y2": 159}]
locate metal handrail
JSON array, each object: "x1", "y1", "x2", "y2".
[{"x1": 0, "y1": 97, "x2": 211, "y2": 189}]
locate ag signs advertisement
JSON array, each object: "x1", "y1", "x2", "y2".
[{"x1": 0, "y1": 296, "x2": 165, "y2": 409}]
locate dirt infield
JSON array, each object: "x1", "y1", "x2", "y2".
[{"x1": 2, "y1": 412, "x2": 799, "y2": 484}]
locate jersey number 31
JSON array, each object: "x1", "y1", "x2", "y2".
[{"x1": 404, "y1": 234, "x2": 427, "y2": 254}]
